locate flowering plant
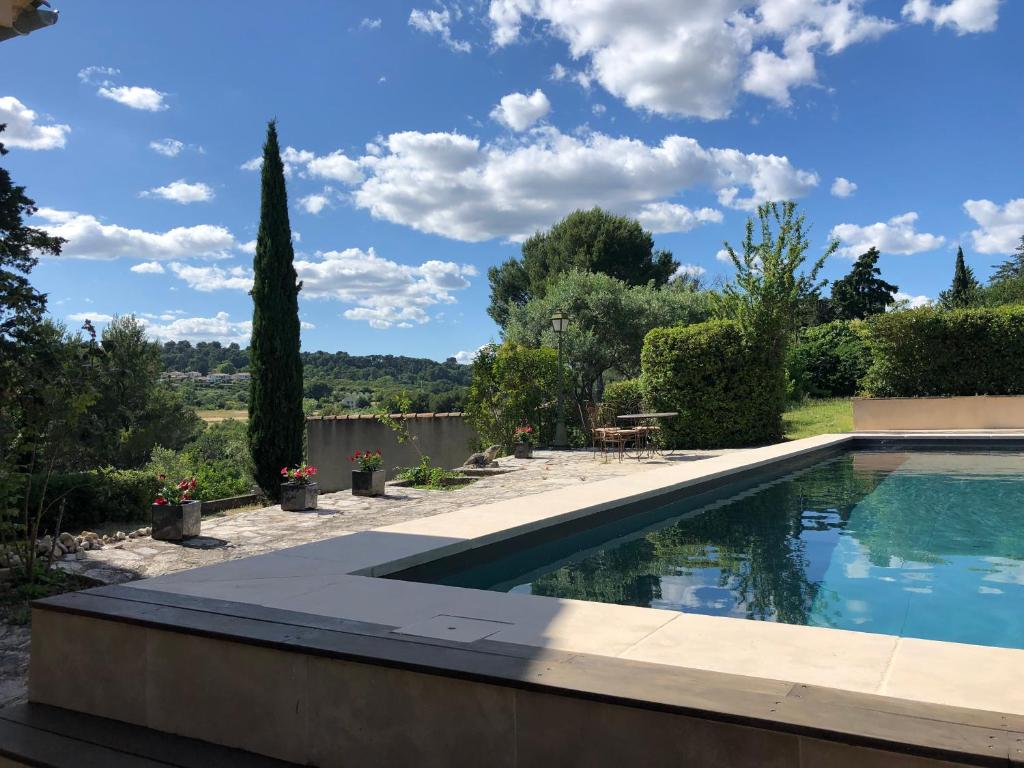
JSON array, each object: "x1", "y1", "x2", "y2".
[
  {"x1": 280, "y1": 464, "x2": 318, "y2": 485},
  {"x1": 154, "y1": 475, "x2": 198, "y2": 505},
  {"x1": 349, "y1": 449, "x2": 383, "y2": 472},
  {"x1": 514, "y1": 425, "x2": 534, "y2": 444}
]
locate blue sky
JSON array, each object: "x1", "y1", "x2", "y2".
[{"x1": 2, "y1": 0, "x2": 1021, "y2": 361}]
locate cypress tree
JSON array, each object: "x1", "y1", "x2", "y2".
[
  {"x1": 938, "y1": 246, "x2": 980, "y2": 309},
  {"x1": 248, "y1": 121, "x2": 304, "y2": 500}
]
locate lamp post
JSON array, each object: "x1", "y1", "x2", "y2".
[{"x1": 550, "y1": 310, "x2": 569, "y2": 449}]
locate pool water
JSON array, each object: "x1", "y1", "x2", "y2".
[{"x1": 432, "y1": 451, "x2": 1024, "y2": 649}]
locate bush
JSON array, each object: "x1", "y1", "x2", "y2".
[
  {"x1": 144, "y1": 419, "x2": 255, "y2": 502},
  {"x1": 601, "y1": 379, "x2": 646, "y2": 419},
  {"x1": 29, "y1": 469, "x2": 160, "y2": 531},
  {"x1": 862, "y1": 306, "x2": 1024, "y2": 396},
  {"x1": 641, "y1": 320, "x2": 780, "y2": 448},
  {"x1": 787, "y1": 320, "x2": 871, "y2": 398}
]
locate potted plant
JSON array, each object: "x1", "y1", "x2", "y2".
[
  {"x1": 513, "y1": 425, "x2": 534, "y2": 459},
  {"x1": 280, "y1": 464, "x2": 319, "y2": 511},
  {"x1": 349, "y1": 449, "x2": 385, "y2": 497},
  {"x1": 151, "y1": 476, "x2": 201, "y2": 541}
]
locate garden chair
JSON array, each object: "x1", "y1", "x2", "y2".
[{"x1": 583, "y1": 404, "x2": 636, "y2": 462}]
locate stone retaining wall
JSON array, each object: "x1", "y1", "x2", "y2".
[{"x1": 307, "y1": 413, "x2": 478, "y2": 492}]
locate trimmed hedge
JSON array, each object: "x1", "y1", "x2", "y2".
[
  {"x1": 787, "y1": 320, "x2": 871, "y2": 398},
  {"x1": 641, "y1": 320, "x2": 781, "y2": 448},
  {"x1": 601, "y1": 378, "x2": 646, "y2": 420},
  {"x1": 862, "y1": 306, "x2": 1024, "y2": 397}
]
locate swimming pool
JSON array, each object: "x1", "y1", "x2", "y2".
[{"x1": 395, "y1": 449, "x2": 1024, "y2": 649}]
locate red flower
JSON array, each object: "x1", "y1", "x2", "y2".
[
  {"x1": 355, "y1": 450, "x2": 362, "y2": 458},
  {"x1": 154, "y1": 496, "x2": 168, "y2": 505},
  {"x1": 281, "y1": 467, "x2": 289, "y2": 476}
]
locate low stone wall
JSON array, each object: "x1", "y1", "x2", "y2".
[
  {"x1": 853, "y1": 395, "x2": 1024, "y2": 431},
  {"x1": 307, "y1": 413, "x2": 478, "y2": 491}
]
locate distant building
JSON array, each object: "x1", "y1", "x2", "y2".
[{"x1": 341, "y1": 392, "x2": 372, "y2": 409}]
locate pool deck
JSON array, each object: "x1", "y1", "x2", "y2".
[{"x1": 26, "y1": 432, "x2": 1024, "y2": 766}]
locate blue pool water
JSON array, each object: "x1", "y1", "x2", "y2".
[{"x1": 429, "y1": 451, "x2": 1024, "y2": 649}]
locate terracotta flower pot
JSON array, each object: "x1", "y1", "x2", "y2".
[
  {"x1": 352, "y1": 469, "x2": 385, "y2": 497},
  {"x1": 281, "y1": 481, "x2": 319, "y2": 511},
  {"x1": 151, "y1": 500, "x2": 202, "y2": 541}
]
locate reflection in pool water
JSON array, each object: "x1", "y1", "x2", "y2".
[{"x1": 442, "y1": 451, "x2": 1024, "y2": 649}]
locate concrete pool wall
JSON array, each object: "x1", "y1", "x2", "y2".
[{"x1": 28, "y1": 433, "x2": 1024, "y2": 766}]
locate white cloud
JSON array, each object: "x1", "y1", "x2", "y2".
[
  {"x1": 635, "y1": 202, "x2": 723, "y2": 234},
  {"x1": 893, "y1": 291, "x2": 933, "y2": 309},
  {"x1": 141, "y1": 179, "x2": 215, "y2": 204},
  {"x1": 239, "y1": 240, "x2": 257, "y2": 254},
  {"x1": 453, "y1": 348, "x2": 483, "y2": 365},
  {"x1": 490, "y1": 89, "x2": 551, "y2": 131},
  {"x1": 831, "y1": 176, "x2": 858, "y2": 198},
  {"x1": 672, "y1": 263, "x2": 707, "y2": 280},
  {"x1": 550, "y1": 63, "x2": 568, "y2": 81},
  {"x1": 963, "y1": 198, "x2": 1024, "y2": 254},
  {"x1": 299, "y1": 189, "x2": 333, "y2": 215},
  {"x1": 352, "y1": 127, "x2": 817, "y2": 242},
  {"x1": 0, "y1": 96, "x2": 70, "y2": 150},
  {"x1": 77, "y1": 66, "x2": 119, "y2": 85},
  {"x1": 487, "y1": 0, "x2": 897, "y2": 119},
  {"x1": 359, "y1": 17, "x2": 382, "y2": 30},
  {"x1": 140, "y1": 312, "x2": 252, "y2": 344},
  {"x1": 830, "y1": 212, "x2": 946, "y2": 257},
  {"x1": 149, "y1": 138, "x2": 185, "y2": 157},
  {"x1": 130, "y1": 261, "x2": 165, "y2": 274},
  {"x1": 165, "y1": 247, "x2": 475, "y2": 330},
  {"x1": 591, "y1": 103, "x2": 607, "y2": 115},
  {"x1": 34, "y1": 208, "x2": 236, "y2": 261},
  {"x1": 715, "y1": 248, "x2": 732, "y2": 263},
  {"x1": 97, "y1": 85, "x2": 168, "y2": 111},
  {"x1": 67, "y1": 312, "x2": 114, "y2": 323},
  {"x1": 409, "y1": 6, "x2": 471, "y2": 52},
  {"x1": 240, "y1": 145, "x2": 362, "y2": 182},
  {"x1": 902, "y1": 0, "x2": 1000, "y2": 34}
]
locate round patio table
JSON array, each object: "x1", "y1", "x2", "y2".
[{"x1": 616, "y1": 412, "x2": 679, "y2": 458}]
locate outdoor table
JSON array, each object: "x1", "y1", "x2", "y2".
[{"x1": 615, "y1": 412, "x2": 679, "y2": 458}]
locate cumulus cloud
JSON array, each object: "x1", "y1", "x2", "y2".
[
  {"x1": 831, "y1": 176, "x2": 858, "y2": 198},
  {"x1": 67, "y1": 312, "x2": 114, "y2": 323},
  {"x1": 141, "y1": 179, "x2": 215, "y2": 204},
  {"x1": 963, "y1": 198, "x2": 1024, "y2": 254},
  {"x1": 715, "y1": 248, "x2": 733, "y2": 263},
  {"x1": 672, "y1": 264, "x2": 707, "y2": 280},
  {"x1": 409, "y1": 6, "x2": 471, "y2": 52},
  {"x1": 130, "y1": 261, "x2": 165, "y2": 274},
  {"x1": 0, "y1": 96, "x2": 70, "y2": 150},
  {"x1": 149, "y1": 138, "x2": 184, "y2": 157},
  {"x1": 353, "y1": 127, "x2": 817, "y2": 241},
  {"x1": 893, "y1": 291, "x2": 933, "y2": 309},
  {"x1": 830, "y1": 212, "x2": 945, "y2": 257},
  {"x1": 359, "y1": 17, "x2": 382, "y2": 30},
  {"x1": 453, "y1": 348, "x2": 483, "y2": 365},
  {"x1": 901, "y1": 0, "x2": 1000, "y2": 34},
  {"x1": 97, "y1": 85, "x2": 168, "y2": 111},
  {"x1": 299, "y1": 189, "x2": 333, "y2": 215},
  {"x1": 241, "y1": 146, "x2": 363, "y2": 183},
  {"x1": 140, "y1": 312, "x2": 252, "y2": 344},
  {"x1": 635, "y1": 202, "x2": 723, "y2": 234},
  {"x1": 487, "y1": 0, "x2": 898, "y2": 119},
  {"x1": 165, "y1": 248, "x2": 476, "y2": 329},
  {"x1": 490, "y1": 89, "x2": 551, "y2": 131},
  {"x1": 34, "y1": 208, "x2": 236, "y2": 261}
]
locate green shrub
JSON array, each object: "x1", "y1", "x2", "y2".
[
  {"x1": 641, "y1": 320, "x2": 780, "y2": 448},
  {"x1": 862, "y1": 306, "x2": 1024, "y2": 396},
  {"x1": 30, "y1": 469, "x2": 160, "y2": 531},
  {"x1": 787, "y1": 320, "x2": 871, "y2": 398},
  {"x1": 601, "y1": 379, "x2": 646, "y2": 419}
]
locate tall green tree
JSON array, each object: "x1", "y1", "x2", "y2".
[
  {"x1": 716, "y1": 201, "x2": 836, "y2": 439},
  {"x1": 486, "y1": 208, "x2": 678, "y2": 326},
  {"x1": 830, "y1": 247, "x2": 898, "y2": 320},
  {"x1": 248, "y1": 121, "x2": 304, "y2": 500},
  {"x1": 990, "y1": 236, "x2": 1024, "y2": 283},
  {"x1": 938, "y1": 246, "x2": 980, "y2": 309}
]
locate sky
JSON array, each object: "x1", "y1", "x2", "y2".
[{"x1": 2, "y1": 0, "x2": 1022, "y2": 362}]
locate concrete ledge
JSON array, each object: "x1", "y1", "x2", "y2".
[{"x1": 854, "y1": 395, "x2": 1024, "y2": 430}]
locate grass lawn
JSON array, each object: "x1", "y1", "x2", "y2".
[
  {"x1": 196, "y1": 409, "x2": 248, "y2": 423},
  {"x1": 783, "y1": 398, "x2": 853, "y2": 440}
]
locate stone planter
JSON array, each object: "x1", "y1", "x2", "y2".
[
  {"x1": 352, "y1": 469, "x2": 386, "y2": 497},
  {"x1": 281, "y1": 482, "x2": 318, "y2": 511},
  {"x1": 514, "y1": 442, "x2": 533, "y2": 459},
  {"x1": 151, "y1": 500, "x2": 202, "y2": 542}
]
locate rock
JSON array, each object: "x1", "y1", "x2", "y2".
[
  {"x1": 143, "y1": 527, "x2": 151, "y2": 536},
  {"x1": 133, "y1": 527, "x2": 148, "y2": 538},
  {"x1": 128, "y1": 531, "x2": 137, "y2": 539},
  {"x1": 58, "y1": 532, "x2": 77, "y2": 553},
  {"x1": 483, "y1": 445, "x2": 501, "y2": 461},
  {"x1": 55, "y1": 541, "x2": 67, "y2": 556},
  {"x1": 115, "y1": 531, "x2": 126, "y2": 541},
  {"x1": 462, "y1": 452, "x2": 489, "y2": 468},
  {"x1": 36, "y1": 536, "x2": 52, "y2": 555},
  {"x1": 75, "y1": 536, "x2": 84, "y2": 546},
  {"x1": 75, "y1": 550, "x2": 86, "y2": 560},
  {"x1": 102, "y1": 535, "x2": 110, "y2": 544},
  {"x1": 81, "y1": 530, "x2": 99, "y2": 540}
]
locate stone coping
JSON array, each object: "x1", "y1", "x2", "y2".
[
  {"x1": 32, "y1": 432, "x2": 1024, "y2": 757},
  {"x1": 307, "y1": 411, "x2": 465, "y2": 420}
]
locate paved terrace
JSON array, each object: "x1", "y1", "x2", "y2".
[{"x1": 0, "y1": 448, "x2": 728, "y2": 710}]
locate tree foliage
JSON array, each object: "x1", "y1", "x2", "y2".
[
  {"x1": 938, "y1": 246, "x2": 980, "y2": 309},
  {"x1": 830, "y1": 247, "x2": 898, "y2": 320},
  {"x1": 248, "y1": 121, "x2": 305, "y2": 500},
  {"x1": 503, "y1": 270, "x2": 711, "y2": 405},
  {"x1": 990, "y1": 236, "x2": 1024, "y2": 284},
  {"x1": 787, "y1": 320, "x2": 871, "y2": 398},
  {"x1": 487, "y1": 208, "x2": 679, "y2": 326}
]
